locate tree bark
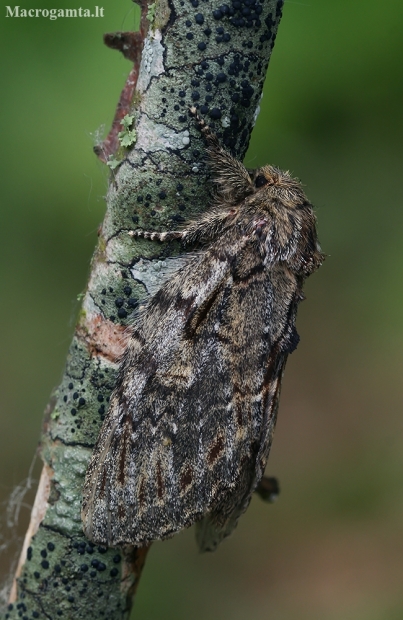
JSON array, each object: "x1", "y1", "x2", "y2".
[{"x1": 3, "y1": 0, "x2": 283, "y2": 617}]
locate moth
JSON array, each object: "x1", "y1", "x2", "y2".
[{"x1": 81, "y1": 111, "x2": 324, "y2": 551}]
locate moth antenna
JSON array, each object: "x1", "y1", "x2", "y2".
[
  {"x1": 189, "y1": 106, "x2": 221, "y2": 150},
  {"x1": 190, "y1": 106, "x2": 253, "y2": 203}
]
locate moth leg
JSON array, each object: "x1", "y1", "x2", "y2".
[
  {"x1": 179, "y1": 206, "x2": 241, "y2": 244},
  {"x1": 190, "y1": 106, "x2": 253, "y2": 204},
  {"x1": 129, "y1": 206, "x2": 240, "y2": 246},
  {"x1": 128, "y1": 229, "x2": 183, "y2": 242},
  {"x1": 255, "y1": 476, "x2": 280, "y2": 503}
]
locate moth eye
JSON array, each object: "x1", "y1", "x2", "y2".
[{"x1": 255, "y1": 174, "x2": 268, "y2": 188}]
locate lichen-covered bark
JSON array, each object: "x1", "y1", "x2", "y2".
[{"x1": 3, "y1": 0, "x2": 283, "y2": 618}]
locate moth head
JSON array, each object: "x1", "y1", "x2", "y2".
[
  {"x1": 249, "y1": 165, "x2": 323, "y2": 274},
  {"x1": 251, "y1": 165, "x2": 306, "y2": 209},
  {"x1": 252, "y1": 166, "x2": 280, "y2": 189}
]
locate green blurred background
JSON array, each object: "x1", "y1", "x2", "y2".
[{"x1": 1, "y1": 0, "x2": 403, "y2": 617}]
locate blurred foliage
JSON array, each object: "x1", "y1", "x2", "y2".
[{"x1": 0, "y1": 1, "x2": 402, "y2": 618}]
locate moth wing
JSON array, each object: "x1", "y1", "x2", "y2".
[
  {"x1": 195, "y1": 263, "x2": 301, "y2": 551},
  {"x1": 195, "y1": 357, "x2": 287, "y2": 551},
  {"x1": 82, "y1": 239, "x2": 244, "y2": 545},
  {"x1": 82, "y1": 236, "x2": 299, "y2": 548}
]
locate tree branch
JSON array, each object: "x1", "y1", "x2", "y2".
[{"x1": 3, "y1": 0, "x2": 283, "y2": 617}]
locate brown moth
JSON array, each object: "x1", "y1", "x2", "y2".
[{"x1": 81, "y1": 111, "x2": 324, "y2": 551}]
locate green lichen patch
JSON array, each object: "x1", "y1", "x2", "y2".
[
  {"x1": 107, "y1": 155, "x2": 121, "y2": 170},
  {"x1": 47, "y1": 337, "x2": 117, "y2": 447},
  {"x1": 6, "y1": 525, "x2": 125, "y2": 620},
  {"x1": 118, "y1": 115, "x2": 137, "y2": 149},
  {"x1": 146, "y1": 2, "x2": 156, "y2": 26},
  {"x1": 89, "y1": 265, "x2": 145, "y2": 326}
]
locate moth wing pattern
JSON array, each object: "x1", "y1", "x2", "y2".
[
  {"x1": 82, "y1": 219, "x2": 301, "y2": 550},
  {"x1": 196, "y1": 356, "x2": 287, "y2": 551}
]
